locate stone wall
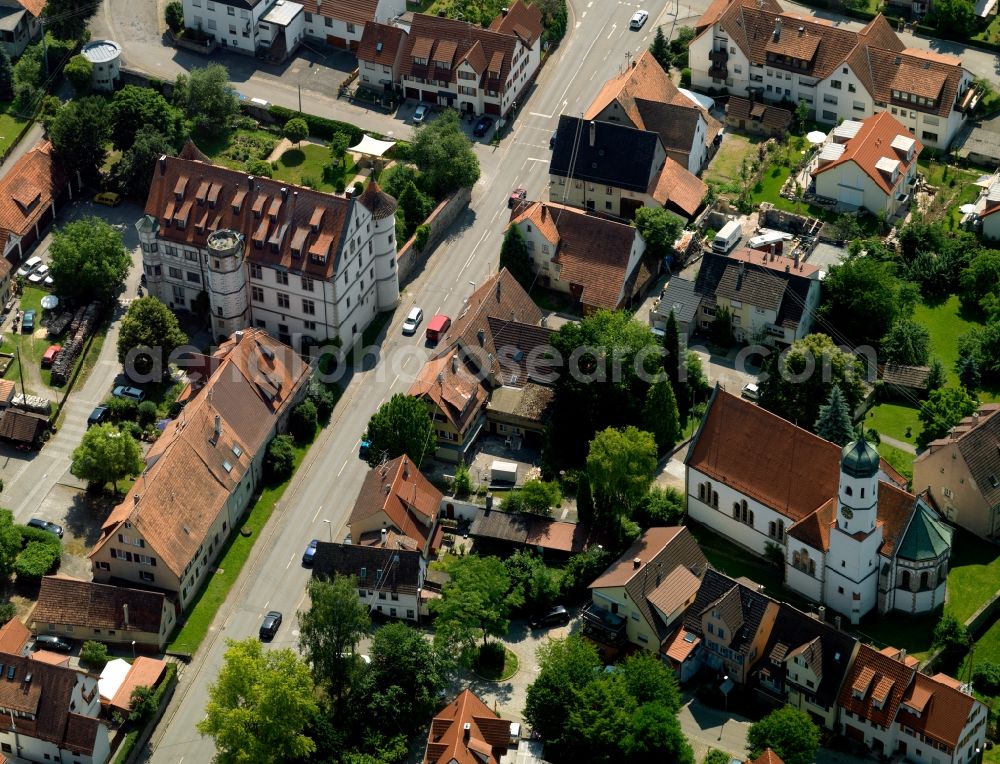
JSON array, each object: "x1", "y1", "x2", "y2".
[{"x1": 397, "y1": 185, "x2": 473, "y2": 285}]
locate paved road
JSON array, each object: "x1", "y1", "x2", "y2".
[{"x1": 139, "y1": 0, "x2": 697, "y2": 759}]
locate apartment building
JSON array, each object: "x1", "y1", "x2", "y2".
[
  {"x1": 138, "y1": 145, "x2": 400, "y2": 350},
  {"x1": 301, "y1": 0, "x2": 405, "y2": 49},
  {"x1": 689, "y1": 0, "x2": 975, "y2": 149},
  {"x1": 182, "y1": 0, "x2": 305, "y2": 61}
]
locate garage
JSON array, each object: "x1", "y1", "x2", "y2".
[
  {"x1": 421, "y1": 90, "x2": 436, "y2": 103},
  {"x1": 837, "y1": 185, "x2": 864, "y2": 208},
  {"x1": 484, "y1": 102, "x2": 500, "y2": 116},
  {"x1": 326, "y1": 35, "x2": 347, "y2": 48},
  {"x1": 349, "y1": 39, "x2": 359, "y2": 52},
  {"x1": 405, "y1": 87, "x2": 419, "y2": 100}
]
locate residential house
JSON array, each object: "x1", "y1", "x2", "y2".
[
  {"x1": 549, "y1": 116, "x2": 706, "y2": 220},
  {"x1": 687, "y1": 387, "x2": 952, "y2": 624},
  {"x1": 914, "y1": 403, "x2": 1000, "y2": 540},
  {"x1": 688, "y1": 0, "x2": 975, "y2": 149},
  {"x1": 682, "y1": 568, "x2": 779, "y2": 684},
  {"x1": 0, "y1": 0, "x2": 41, "y2": 58},
  {"x1": 99, "y1": 657, "x2": 167, "y2": 714},
  {"x1": 0, "y1": 380, "x2": 13, "y2": 409},
  {"x1": 650, "y1": 276, "x2": 699, "y2": 339},
  {"x1": 755, "y1": 602, "x2": 859, "y2": 729},
  {"x1": 408, "y1": 352, "x2": 488, "y2": 463},
  {"x1": 346, "y1": 455, "x2": 442, "y2": 560},
  {"x1": 839, "y1": 644, "x2": 987, "y2": 763},
  {"x1": 90, "y1": 329, "x2": 311, "y2": 610},
  {"x1": 582, "y1": 527, "x2": 709, "y2": 651},
  {"x1": 484, "y1": 383, "x2": 554, "y2": 449},
  {"x1": 977, "y1": 177, "x2": 1000, "y2": 241},
  {"x1": 0, "y1": 651, "x2": 110, "y2": 764},
  {"x1": 0, "y1": 619, "x2": 29, "y2": 656},
  {"x1": 467, "y1": 507, "x2": 587, "y2": 560},
  {"x1": 302, "y1": 0, "x2": 405, "y2": 50},
  {"x1": 312, "y1": 541, "x2": 424, "y2": 621},
  {"x1": 356, "y1": 21, "x2": 406, "y2": 90},
  {"x1": 811, "y1": 113, "x2": 922, "y2": 218},
  {"x1": 726, "y1": 96, "x2": 793, "y2": 137},
  {"x1": 423, "y1": 689, "x2": 519, "y2": 764},
  {"x1": 181, "y1": 0, "x2": 305, "y2": 62},
  {"x1": 29, "y1": 576, "x2": 177, "y2": 652},
  {"x1": 507, "y1": 200, "x2": 652, "y2": 313},
  {"x1": 584, "y1": 50, "x2": 721, "y2": 174},
  {"x1": 138, "y1": 147, "x2": 400, "y2": 349},
  {"x1": 0, "y1": 140, "x2": 80, "y2": 273},
  {"x1": 383, "y1": 1, "x2": 542, "y2": 117},
  {"x1": 692, "y1": 248, "x2": 822, "y2": 345},
  {"x1": 747, "y1": 752, "x2": 785, "y2": 764}
]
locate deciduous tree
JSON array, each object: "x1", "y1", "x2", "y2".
[
  {"x1": 634, "y1": 207, "x2": 682, "y2": 262},
  {"x1": 0, "y1": 510, "x2": 21, "y2": 579},
  {"x1": 264, "y1": 435, "x2": 295, "y2": 483},
  {"x1": 165, "y1": 1, "x2": 184, "y2": 33},
  {"x1": 819, "y1": 256, "x2": 917, "y2": 348},
  {"x1": 926, "y1": 357, "x2": 946, "y2": 393},
  {"x1": 43, "y1": 0, "x2": 98, "y2": 39},
  {"x1": 49, "y1": 97, "x2": 111, "y2": 180},
  {"x1": 110, "y1": 86, "x2": 185, "y2": 151},
  {"x1": 586, "y1": 426, "x2": 657, "y2": 531},
  {"x1": 363, "y1": 394, "x2": 433, "y2": 467},
  {"x1": 623, "y1": 703, "x2": 694, "y2": 764},
  {"x1": 117, "y1": 296, "x2": 188, "y2": 379},
  {"x1": 746, "y1": 706, "x2": 820, "y2": 764},
  {"x1": 198, "y1": 638, "x2": 318, "y2": 764},
  {"x1": 176, "y1": 64, "x2": 239, "y2": 135},
  {"x1": 63, "y1": 54, "x2": 92, "y2": 95},
  {"x1": 930, "y1": 0, "x2": 976, "y2": 37},
  {"x1": 524, "y1": 635, "x2": 602, "y2": 741},
  {"x1": 283, "y1": 117, "x2": 308, "y2": 146},
  {"x1": 431, "y1": 555, "x2": 510, "y2": 653},
  {"x1": 70, "y1": 425, "x2": 144, "y2": 494},
  {"x1": 298, "y1": 575, "x2": 369, "y2": 699},
  {"x1": 411, "y1": 110, "x2": 481, "y2": 196},
  {"x1": 918, "y1": 386, "x2": 976, "y2": 448},
  {"x1": 880, "y1": 318, "x2": 930, "y2": 366},
  {"x1": 49, "y1": 218, "x2": 131, "y2": 306},
  {"x1": 112, "y1": 127, "x2": 175, "y2": 200}
]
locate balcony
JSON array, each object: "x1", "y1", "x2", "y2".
[
  {"x1": 580, "y1": 602, "x2": 628, "y2": 646},
  {"x1": 709, "y1": 63, "x2": 729, "y2": 80},
  {"x1": 709, "y1": 49, "x2": 729, "y2": 64}
]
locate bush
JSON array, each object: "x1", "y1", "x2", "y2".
[
  {"x1": 18, "y1": 525, "x2": 62, "y2": 548},
  {"x1": 503, "y1": 479, "x2": 561, "y2": 515},
  {"x1": 119, "y1": 421, "x2": 143, "y2": 441},
  {"x1": 414, "y1": 224, "x2": 430, "y2": 251},
  {"x1": 266, "y1": 105, "x2": 363, "y2": 145},
  {"x1": 80, "y1": 640, "x2": 110, "y2": 670},
  {"x1": 13, "y1": 541, "x2": 60, "y2": 579},
  {"x1": 0, "y1": 602, "x2": 15, "y2": 623},
  {"x1": 136, "y1": 400, "x2": 158, "y2": 427},
  {"x1": 681, "y1": 68, "x2": 692, "y2": 87},
  {"x1": 475, "y1": 642, "x2": 506, "y2": 674},
  {"x1": 245, "y1": 158, "x2": 272, "y2": 178},
  {"x1": 973, "y1": 662, "x2": 1000, "y2": 695},
  {"x1": 289, "y1": 399, "x2": 318, "y2": 444},
  {"x1": 635, "y1": 486, "x2": 685, "y2": 527},
  {"x1": 165, "y1": 0, "x2": 184, "y2": 33},
  {"x1": 264, "y1": 435, "x2": 295, "y2": 483},
  {"x1": 105, "y1": 396, "x2": 138, "y2": 422},
  {"x1": 306, "y1": 378, "x2": 338, "y2": 423}
]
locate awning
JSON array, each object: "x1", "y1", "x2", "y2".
[{"x1": 347, "y1": 134, "x2": 397, "y2": 158}]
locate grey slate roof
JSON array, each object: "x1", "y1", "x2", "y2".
[
  {"x1": 634, "y1": 99, "x2": 704, "y2": 157},
  {"x1": 312, "y1": 542, "x2": 422, "y2": 597},
  {"x1": 694, "y1": 252, "x2": 809, "y2": 328},
  {"x1": 757, "y1": 602, "x2": 858, "y2": 710},
  {"x1": 549, "y1": 115, "x2": 661, "y2": 193},
  {"x1": 656, "y1": 277, "x2": 700, "y2": 325}
]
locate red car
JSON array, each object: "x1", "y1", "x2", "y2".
[
  {"x1": 41, "y1": 345, "x2": 61, "y2": 368},
  {"x1": 509, "y1": 187, "x2": 527, "y2": 208}
]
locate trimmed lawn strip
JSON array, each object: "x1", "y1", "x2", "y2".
[
  {"x1": 167, "y1": 440, "x2": 311, "y2": 654},
  {"x1": 945, "y1": 527, "x2": 1000, "y2": 624},
  {"x1": 0, "y1": 100, "x2": 31, "y2": 157},
  {"x1": 867, "y1": 403, "x2": 920, "y2": 444},
  {"x1": 912, "y1": 296, "x2": 981, "y2": 386},
  {"x1": 851, "y1": 612, "x2": 934, "y2": 662}
]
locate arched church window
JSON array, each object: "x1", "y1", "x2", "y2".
[
  {"x1": 845, "y1": 486, "x2": 852, "y2": 496},
  {"x1": 901, "y1": 571, "x2": 911, "y2": 589}
]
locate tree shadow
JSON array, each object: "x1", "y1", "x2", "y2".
[{"x1": 279, "y1": 148, "x2": 306, "y2": 168}]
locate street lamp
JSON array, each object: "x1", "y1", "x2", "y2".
[
  {"x1": 723, "y1": 674, "x2": 729, "y2": 711},
  {"x1": 322, "y1": 519, "x2": 333, "y2": 543},
  {"x1": 131, "y1": 641, "x2": 136, "y2": 660}
]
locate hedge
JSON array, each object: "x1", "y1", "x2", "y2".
[
  {"x1": 267, "y1": 105, "x2": 365, "y2": 145},
  {"x1": 109, "y1": 664, "x2": 176, "y2": 764},
  {"x1": 14, "y1": 541, "x2": 60, "y2": 579},
  {"x1": 18, "y1": 525, "x2": 63, "y2": 548}
]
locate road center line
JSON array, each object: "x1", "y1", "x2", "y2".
[
  {"x1": 337, "y1": 459, "x2": 349, "y2": 477},
  {"x1": 311, "y1": 504, "x2": 323, "y2": 522},
  {"x1": 286, "y1": 554, "x2": 295, "y2": 570},
  {"x1": 528, "y1": 111, "x2": 551, "y2": 119}
]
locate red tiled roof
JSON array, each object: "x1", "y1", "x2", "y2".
[
  {"x1": 648, "y1": 157, "x2": 707, "y2": 217},
  {"x1": 748, "y1": 750, "x2": 785, "y2": 764},
  {"x1": 812, "y1": 112, "x2": 922, "y2": 194},
  {"x1": 787, "y1": 497, "x2": 835, "y2": 551},
  {"x1": 144, "y1": 154, "x2": 353, "y2": 282},
  {"x1": 357, "y1": 22, "x2": 406, "y2": 67},
  {"x1": 348, "y1": 456, "x2": 442, "y2": 551},
  {"x1": 108, "y1": 657, "x2": 167, "y2": 711},
  {"x1": 17, "y1": 0, "x2": 45, "y2": 17},
  {"x1": 32, "y1": 576, "x2": 168, "y2": 634},
  {"x1": 488, "y1": 0, "x2": 542, "y2": 46},
  {"x1": 0, "y1": 619, "x2": 30, "y2": 655},
  {"x1": 839, "y1": 643, "x2": 915, "y2": 729},
  {"x1": 898, "y1": 671, "x2": 979, "y2": 750},
  {"x1": 408, "y1": 354, "x2": 488, "y2": 432},
  {"x1": 688, "y1": 389, "x2": 840, "y2": 522},
  {"x1": 316, "y1": 0, "x2": 378, "y2": 26},
  {"x1": 663, "y1": 628, "x2": 701, "y2": 663},
  {"x1": 424, "y1": 689, "x2": 513, "y2": 764}
]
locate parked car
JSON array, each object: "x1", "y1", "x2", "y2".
[
  {"x1": 402, "y1": 306, "x2": 423, "y2": 335},
  {"x1": 425, "y1": 314, "x2": 451, "y2": 344},
  {"x1": 302, "y1": 539, "x2": 319, "y2": 566},
  {"x1": 629, "y1": 9, "x2": 649, "y2": 28},
  {"x1": 259, "y1": 611, "x2": 283, "y2": 640},
  {"x1": 21, "y1": 309, "x2": 34, "y2": 333},
  {"x1": 509, "y1": 187, "x2": 527, "y2": 208},
  {"x1": 359, "y1": 438, "x2": 371, "y2": 460},
  {"x1": 16, "y1": 256, "x2": 41, "y2": 278},
  {"x1": 741, "y1": 382, "x2": 760, "y2": 401},
  {"x1": 530, "y1": 605, "x2": 570, "y2": 629},
  {"x1": 41, "y1": 344, "x2": 61, "y2": 368},
  {"x1": 473, "y1": 116, "x2": 494, "y2": 137},
  {"x1": 27, "y1": 264, "x2": 49, "y2": 284},
  {"x1": 93, "y1": 192, "x2": 121, "y2": 207},
  {"x1": 43, "y1": 273, "x2": 54, "y2": 288},
  {"x1": 27, "y1": 518, "x2": 63, "y2": 538},
  {"x1": 112, "y1": 385, "x2": 145, "y2": 403},
  {"x1": 34, "y1": 634, "x2": 72, "y2": 652},
  {"x1": 87, "y1": 405, "x2": 109, "y2": 428},
  {"x1": 413, "y1": 104, "x2": 429, "y2": 124}
]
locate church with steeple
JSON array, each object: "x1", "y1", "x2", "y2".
[{"x1": 686, "y1": 387, "x2": 953, "y2": 625}]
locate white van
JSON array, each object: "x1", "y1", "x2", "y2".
[{"x1": 712, "y1": 220, "x2": 742, "y2": 254}]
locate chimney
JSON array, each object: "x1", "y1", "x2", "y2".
[
  {"x1": 133, "y1": 493, "x2": 140, "y2": 505},
  {"x1": 785, "y1": 264, "x2": 790, "y2": 273},
  {"x1": 384, "y1": 483, "x2": 391, "y2": 495},
  {"x1": 773, "y1": 17, "x2": 781, "y2": 40},
  {"x1": 899, "y1": 647, "x2": 906, "y2": 661},
  {"x1": 834, "y1": 615, "x2": 842, "y2": 631},
  {"x1": 495, "y1": 279, "x2": 502, "y2": 302},
  {"x1": 213, "y1": 414, "x2": 222, "y2": 443},
  {"x1": 451, "y1": 354, "x2": 459, "y2": 373},
  {"x1": 477, "y1": 328, "x2": 486, "y2": 346},
  {"x1": 631, "y1": 59, "x2": 637, "y2": 68},
  {"x1": 633, "y1": 557, "x2": 642, "y2": 570},
  {"x1": 159, "y1": 155, "x2": 167, "y2": 175},
  {"x1": 281, "y1": 187, "x2": 288, "y2": 200},
  {"x1": 463, "y1": 722, "x2": 472, "y2": 740},
  {"x1": 234, "y1": 330, "x2": 244, "y2": 343},
  {"x1": 588, "y1": 120, "x2": 596, "y2": 147},
  {"x1": 380, "y1": 528, "x2": 388, "y2": 545},
  {"x1": 403, "y1": 458, "x2": 410, "y2": 479},
  {"x1": 794, "y1": 250, "x2": 800, "y2": 268},
  {"x1": 123, "y1": 604, "x2": 130, "y2": 630},
  {"x1": 248, "y1": 175, "x2": 255, "y2": 192},
  {"x1": 973, "y1": 411, "x2": 980, "y2": 427}
]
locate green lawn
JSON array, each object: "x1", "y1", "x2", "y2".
[
  {"x1": 167, "y1": 438, "x2": 313, "y2": 654},
  {"x1": 866, "y1": 402, "x2": 920, "y2": 444},
  {"x1": 877, "y1": 442, "x2": 914, "y2": 483},
  {"x1": 912, "y1": 295, "x2": 981, "y2": 386},
  {"x1": 945, "y1": 527, "x2": 1000, "y2": 624},
  {"x1": 851, "y1": 611, "x2": 936, "y2": 662},
  {"x1": 0, "y1": 100, "x2": 31, "y2": 158},
  {"x1": 272, "y1": 144, "x2": 336, "y2": 191},
  {"x1": 703, "y1": 133, "x2": 758, "y2": 188}
]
